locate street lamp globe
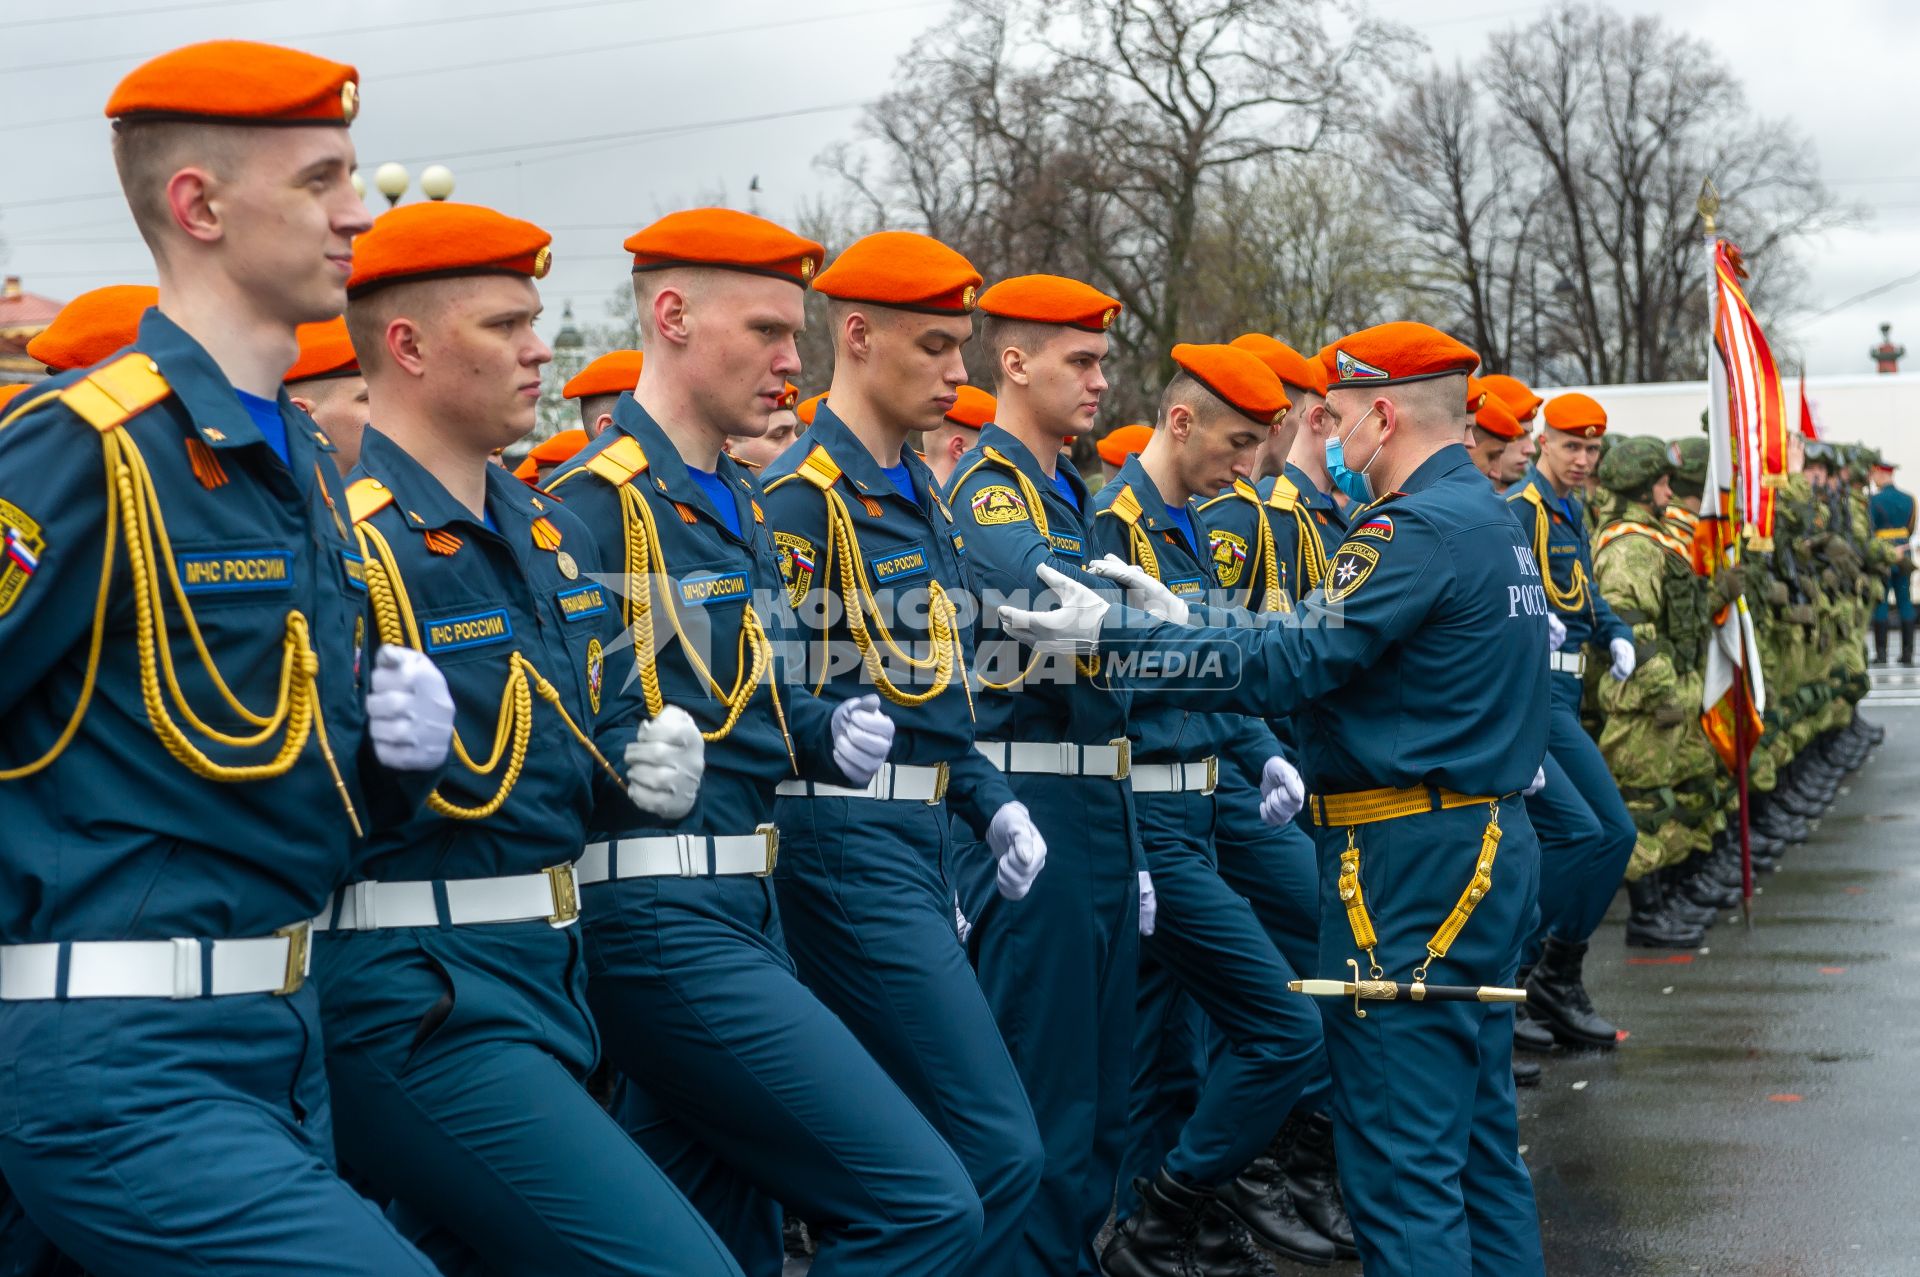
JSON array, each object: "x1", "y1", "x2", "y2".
[
  {"x1": 419, "y1": 165, "x2": 456, "y2": 201},
  {"x1": 350, "y1": 170, "x2": 366, "y2": 200},
  {"x1": 373, "y1": 162, "x2": 410, "y2": 208}
]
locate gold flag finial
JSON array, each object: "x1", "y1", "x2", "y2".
[{"x1": 1698, "y1": 178, "x2": 1720, "y2": 239}]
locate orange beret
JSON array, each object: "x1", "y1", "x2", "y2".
[
  {"x1": 1229, "y1": 333, "x2": 1327, "y2": 398},
  {"x1": 776, "y1": 382, "x2": 799, "y2": 412},
  {"x1": 0, "y1": 385, "x2": 29, "y2": 413},
  {"x1": 812, "y1": 232, "x2": 981, "y2": 315},
  {"x1": 944, "y1": 385, "x2": 996, "y2": 431},
  {"x1": 107, "y1": 41, "x2": 359, "y2": 126},
  {"x1": 27, "y1": 285, "x2": 156, "y2": 372},
  {"x1": 1542, "y1": 393, "x2": 1607, "y2": 438},
  {"x1": 513, "y1": 456, "x2": 540, "y2": 483},
  {"x1": 625, "y1": 208, "x2": 822, "y2": 285},
  {"x1": 1315, "y1": 343, "x2": 1339, "y2": 383},
  {"x1": 796, "y1": 393, "x2": 827, "y2": 427},
  {"x1": 1171, "y1": 343, "x2": 1289, "y2": 427},
  {"x1": 1097, "y1": 423, "x2": 1154, "y2": 466},
  {"x1": 563, "y1": 350, "x2": 643, "y2": 400},
  {"x1": 285, "y1": 317, "x2": 358, "y2": 384},
  {"x1": 1479, "y1": 374, "x2": 1543, "y2": 423},
  {"x1": 348, "y1": 202, "x2": 551, "y2": 299},
  {"x1": 976, "y1": 275, "x2": 1120, "y2": 332},
  {"x1": 529, "y1": 429, "x2": 589, "y2": 465},
  {"x1": 1465, "y1": 376, "x2": 1488, "y2": 414},
  {"x1": 1327, "y1": 322, "x2": 1478, "y2": 389},
  {"x1": 1473, "y1": 396, "x2": 1523, "y2": 441}
]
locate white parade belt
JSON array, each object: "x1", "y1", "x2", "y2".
[
  {"x1": 1549, "y1": 650, "x2": 1586, "y2": 676},
  {"x1": 313, "y1": 865, "x2": 580, "y2": 932},
  {"x1": 1129, "y1": 757, "x2": 1218, "y2": 795},
  {"x1": 577, "y1": 825, "x2": 779, "y2": 882},
  {"x1": 0, "y1": 923, "x2": 312, "y2": 1000},
  {"x1": 775, "y1": 761, "x2": 948, "y2": 803},
  {"x1": 975, "y1": 739, "x2": 1132, "y2": 781}
]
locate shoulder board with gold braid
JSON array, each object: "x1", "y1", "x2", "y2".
[
  {"x1": 578, "y1": 435, "x2": 650, "y2": 487},
  {"x1": 1101, "y1": 483, "x2": 1142, "y2": 525},
  {"x1": 345, "y1": 477, "x2": 395, "y2": 524},
  {"x1": 58, "y1": 352, "x2": 174, "y2": 433},
  {"x1": 1264, "y1": 475, "x2": 1301, "y2": 513},
  {"x1": 1595, "y1": 519, "x2": 1690, "y2": 560},
  {"x1": 794, "y1": 444, "x2": 842, "y2": 491}
]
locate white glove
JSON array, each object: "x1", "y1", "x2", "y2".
[
  {"x1": 1524, "y1": 765, "x2": 1547, "y2": 796},
  {"x1": 1609, "y1": 636, "x2": 1637, "y2": 682},
  {"x1": 1086, "y1": 554, "x2": 1190, "y2": 626},
  {"x1": 1546, "y1": 612, "x2": 1567, "y2": 650},
  {"x1": 954, "y1": 900, "x2": 972, "y2": 944},
  {"x1": 1258, "y1": 755, "x2": 1306, "y2": 826},
  {"x1": 624, "y1": 706, "x2": 704, "y2": 820},
  {"x1": 366, "y1": 645, "x2": 455, "y2": 771},
  {"x1": 997, "y1": 563, "x2": 1111, "y2": 654},
  {"x1": 830, "y1": 693, "x2": 894, "y2": 785},
  {"x1": 1138, "y1": 870, "x2": 1157, "y2": 936},
  {"x1": 988, "y1": 801, "x2": 1048, "y2": 900}
]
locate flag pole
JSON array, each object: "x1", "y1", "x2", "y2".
[{"x1": 1700, "y1": 178, "x2": 1754, "y2": 929}]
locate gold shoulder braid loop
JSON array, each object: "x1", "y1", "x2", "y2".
[
  {"x1": 1519, "y1": 486, "x2": 1590, "y2": 615},
  {"x1": 0, "y1": 425, "x2": 362, "y2": 834},
  {"x1": 1332, "y1": 795, "x2": 1503, "y2": 1015},
  {"x1": 976, "y1": 462, "x2": 1102, "y2": 689},
  {"x1": 355, "y1": 521, "x2": 624, "y2": 819}
]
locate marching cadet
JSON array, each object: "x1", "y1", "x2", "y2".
[
  {"x1": 1090, "y1": 342, "x2": 1335, "y2": 1276},
  {"x1": 1194, "y1": 331, "x2": 1358, "y2": 1247},
  {"x1": 1505, "y1": 393, "x2": 1640, "y2": 1050},
  {"x1": 1480, "y1": 373, "x2": 1544, "y2": 491},
  {"x1": 941, "y1": 273, "x2": 1146, "y2": 1277},
  {"x1": 1467, "y1": 383, "x2": 1528, "y2": 491},
  {"x1": 922, "y1": 383, "x2": 995, "y2": 490},
  {"x1": 1097, "y1": 423, "x2": 1155, "y2": 483},
  {"x1": 563, "y1": 348, "x2": 644, "y2": 440},
  {"x1": 544, "y1": 208, "x2": 983, "y2": 1277},
  {"x1": 999, "y1": 321, "x2": 1550, "y2": 1277},
  {"x1": 316, "y1": 201, "x2": 742, "y2": 1275},
  {"x1": 285, "y1": 316, "x2": 369, "y2": 474},
  {"x1": 728, "y1": 381, "x2": 802, "y2": 469},
  {"x1": 25, "y1": 284, "x2": 157, "y2": 373},
  {"x1": 0, "y1": 41, "x2": 459, "y2": 1273},
  {"x1": 759, "y1": 231, "x2": 1046, "y2": 1271},
  {"x1": 1870, "y1": 458, "x2": 1915, "y2": 664}
]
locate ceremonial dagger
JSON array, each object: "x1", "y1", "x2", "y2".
[{"x1": 1289, "y1": 960, "x2": 1528, "y2": 1017}]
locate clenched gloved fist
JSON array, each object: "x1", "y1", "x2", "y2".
[
  {"x1": 1138, "y1": 870, "x2": 1158, "y2": 937},
  {"x1": 1258, "y1": 755, "x2": 1306, "y2": 826},
  {"x1": 1087, "y1": 555, "x2": 1190, "y2": 626},
  {"x1": 830, "y1": 694, "x2": 895, "y2": 786},
  {"x1": 367, "y1": 646, "x2": 455, "y2": 771},
  {"x1": 988, "y1": 801, "x2": 1048, "y2": 900},
  {"x1": 1546, "y1": 612, "x2": 1567, "y2": 651},
  {"x1": 625, "y1": 706, "x2": 704, "y2": 820},
  {"x1": 1608, "y1": 637, "x2": 1637, "y2": 682},
  {"x1": 998, "y1": 564, "x2": 1111, "y2": 654}
]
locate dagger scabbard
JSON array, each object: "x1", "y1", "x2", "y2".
[{"x1": 1288, "y1": 976, "x2": 1529, "y2": 1018}]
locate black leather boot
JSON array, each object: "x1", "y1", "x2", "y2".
[
  {"x1": 1657, "y1": 868, "x2": 1717, "y2": 927},
  {"x1": 1100, "y1": 1171, "x2": 1205, "y2": 1277},
  {"x1": 1901, "y1": 619, "x2": 1914, "y2": 666},
  {"x1": 1526, "y1": 936, "x2": 1620, "y2": 1049},
  {"x1": 1873, "y1": 619, "x2": 1890, "y2": 665},
  {"x1": 1282, "y1": 1112, "x2": 1358, "y2": 1260},
  {"x1": 1513, "y1": 1054, "x2": 1543, "y2": 1088},
  {"x1": 1624, "y1": 876, "x2": 1706, "y2": 949},
  {"x1": 1195, "y1": 1201, "x2": 1284, "y2": 1277},
  {"x1": 1214, "y1": 1150, "x2": 1336, "y2": 1267},
  {"x1": 1514, "y1": 1006, "x2": 1555, "y2": 1053},
  {"x1": 1679, "y1": 861, "x2": 1740, "y2": 909}
]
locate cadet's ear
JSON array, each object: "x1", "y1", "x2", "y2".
[
  {"x1": 385, "y1": 316, "x2": 428, "y2": 379},
  {"x1": 652, "y1": 284, "x2": 692, "y2": 348},
  {"x1": 288, "y1": 393, "x2": 316, "y2": 415},
  {"x1": 841, "y1": 308, "x2": 875, "y2": 362},
  {"x1": 1166, "y1": 403, "x2": 1193, "y2": 443},
  {"x1": 998, "y1": 342, "x2": 1030, "y2": 389},
  {"x1": 589, "y1": 410, "x2": 615, "y2": 440},
  {"x1": 947, "y1": 433, "x2": 970, "y2": 466}
]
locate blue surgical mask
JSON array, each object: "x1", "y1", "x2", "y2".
[{"x1": 1326, "y1": 408, "x2": 1381, "y2": 504}]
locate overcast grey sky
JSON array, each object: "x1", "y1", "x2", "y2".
[{"x1": 3, "y1": 0, "x2": 1913, "y2": 380}]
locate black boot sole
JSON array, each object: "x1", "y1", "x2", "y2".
[{"x1": 1210, "y1": 1199, "x2": 1335, "y2": 1269}]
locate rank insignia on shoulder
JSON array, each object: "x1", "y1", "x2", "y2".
[
  {"x1": 774, "y1": 531, "x2": 816, "y2": 608},
  {"x1": 1354, "y1": 514, "x2": 1393, "y2": 541},
  {"x1": 1210, "y1": 529, "x2": 1248, "y2": 587},
  {"x1": 970, "y1": 484, "x2": 1029, "y2": 526},
  {"x1": 0, "y1": 502, "x2": 46, "y2": 617},
  {"x1": 1325, "y1": 544, "x2": 1379, "y2": 603}
]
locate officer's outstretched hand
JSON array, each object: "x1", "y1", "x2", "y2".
[
  {"x1": 988, "y1": 801, "x2": 1048, "y2": 900},
  {"x1": 1546, "y1": 612, "x2": 1567, "y2": 651},
  {"x1": 1138, "y1": 871, "x2": 1158, "y2": 936},
  {"x1": 1258, "y1": 755, "x2": 1306, "y2": 826},
  {"x1": 1608, "y1": 637, "x2": 1637, "y2": 682},
  {"x1": 1087, "y1": 555, "x2": 1190, "y2": 626},
  {"x1": 830, "y1": 694, "x2": 894, "y2": 786},
  {"x1": 998, "y1": 563, "x2": 1110, "y2": 654},
  {"x1": 367, "y1": 646, "x2": 455, "y2": 771},
  {"x1": 625, "y1": 706, "x2": 704, "y2": 820}
]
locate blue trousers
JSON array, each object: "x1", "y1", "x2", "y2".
[
  {"x1": 1311, "y1": 798, "x2": 1545, "y2": 1277},
  {"x1": 316, "y1": 926, "x2": 740, "y2": 1277},
  {"x1": 1524, "y1": 672, "x2": 1637, "y2": 964},
  {"x1": 955, "y1": 771, "x2": 1139, "y2": 1277},
  {"x1": 585, "y1": 875, "x2": 982, "y2": 1277},
  {"x1": 1876, "y1": 567, "x2": 1914, "y2": 624},
  {"x1": 772, "y1": 795, "x2": 1044, "y2": 1272},
  {"x1": 0, "y1": 992, "x2": 437, "y2": 1276},
  {"x1": 1118, "y1": 790, "x2": 1325, "y2": 1215}
]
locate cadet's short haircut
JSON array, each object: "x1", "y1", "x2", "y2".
[
  {"x1": 345, "y1": 278, "x2": 454, "y2": 378},
  {"x1": 577, "y1": 393, "x2": 618, "y2": 428},
  {"x1": 113, "y1": 122, "x2": 251, "y2": 259},
  {"x1": 980, "y1": 315, "x2": 1063, "y2": 388},
  {"x1": 1158, "y1": 370, "x2": 1236, "y2": 427}
]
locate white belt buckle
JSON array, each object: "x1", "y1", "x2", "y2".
[
  {"x1": 1110, "y1": 738, "x2": 1132, "y2": 781},
  {"x1": 170, "y1": 937, "x2": 202, "y2": 1000},
  {"x1": 274, "y1": 922, "x2": 311, "y2": 996},
  {"x1": 758, "y1": 823, "x2": 781, "y2": 876},
  {"x1": 351, "y1": 879, "x2": 380, "y2": 930},
  {"x1": 544, "y1": 863, "x2": 580, "y2": 927},
  {"x1": 928, "y1": 760, "x2": 950, "y2": 805}
]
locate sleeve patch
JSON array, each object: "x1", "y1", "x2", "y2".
[
  {"x1": 1353, "y1": 514, "x2": 1393, "y2": 541},
  {"x1": 773, "y1": 531, "x2": 817, "y2": 608},
  {"x1": 970, "y1": 484, "x2": 1030, "y2": 526},
  {"x1": 0, "y1": 501, "x2": 46, "y2": 617},
  {"x1": 1325, "y1": 544, "x2": 1380, "y2": 603},
  {"x1": 1210, "y1": 529, "x2": 1248, "y2": 587}
]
